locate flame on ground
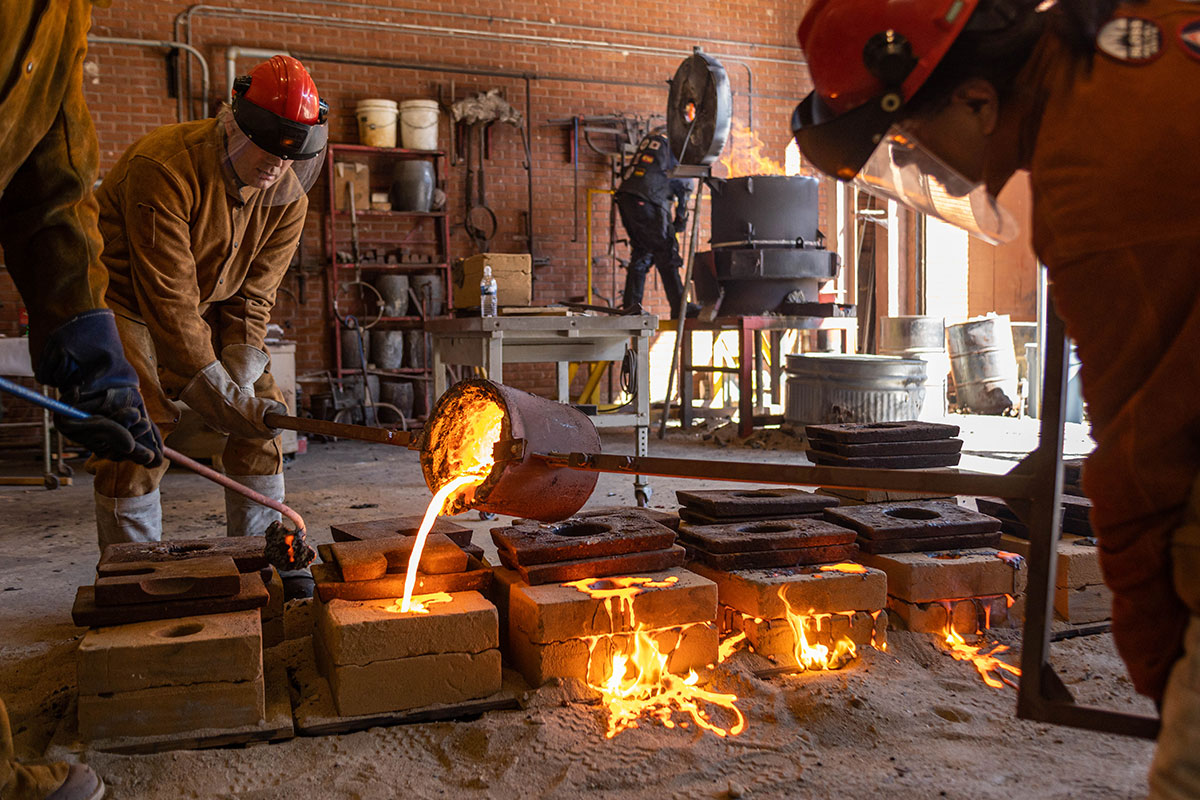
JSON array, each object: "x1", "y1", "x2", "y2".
[
  {"x1": 399, "y1": 396, "x2": 504, "y2": 613},
  {"x1": 940, "y1": 610, "x2": 1021, "y2": 690},
  {"x1": 566, "y1": 577, "x2": 745, "y2": 739},
  {"x1": 778, "y1": 588, "x2": 859, "y2": 670}
]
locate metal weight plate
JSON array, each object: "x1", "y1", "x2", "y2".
[{"x1": 667, "y1": 48, "x2": 731, "y2": 167}]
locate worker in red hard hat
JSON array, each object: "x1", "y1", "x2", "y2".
[
  {"x1": 89, "y1": 55, "x2": 328, "y2": 599},
  {"x1": 793, "y1": 0, "x2": 1200, "y2": 793}
]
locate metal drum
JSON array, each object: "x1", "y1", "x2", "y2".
[
  {"x1": 878, "y1": 316, "x2": 949, "y2": 420},
  {"x1": 784, "y1": 353, "x2": 927, "y2": 426},
  {"x1": 947, "y1": 315, "x2": 1020, "y2": 415}
]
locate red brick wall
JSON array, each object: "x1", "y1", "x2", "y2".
[{"x1": 1, "y1": 0, "x2": 814, "y2": 400}]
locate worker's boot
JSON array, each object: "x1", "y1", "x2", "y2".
[
  {"x1": 1, "y1": 698, "x2": 104, "y2": 800},
  {"x1": 225, "y1": 474, "x2": 313, "y2": 600},
  {"x1": 93, "y1": 490, "x2": 162, "y2": 552}
]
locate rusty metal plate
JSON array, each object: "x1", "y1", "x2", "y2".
[
  {"x1": 675, "y1": 488, "x2": 839, "y2": 518},
  {"x1": 72, "y1": 572, "x2": 268, "y2": 627},
  {"x1": 824, "y1": 500, "x2": 1000, "y2": 540},
  {"x1": 805, "y1": 421, "x2": 960, "y2": 443},
  {"x1": 857, "y1": 532, "x2": 1002, "y2": 554},
  {"x1": 572, "y1": 506, "x2": 682, "y2": 532},
  {"x1": 94, "y1": 556, "x2": 242, "y2": 606},
  {"x1": 99, "y1": 538, "x2": 268, "y2": 574},
  {"x1": 678, "y1": 508, "x2": 825, "y2": 525},
  {"x1": 491, "y1": 511, "x2": 675, "y2": 566},
  {"x1": 809, "y1": 438, "x2": 963, "y2": 457},
  {"x1": 808, "y1": 452, "x2": 962, "y2": 469},
  {"x1": 678, "y1": 518, "x2": 856, "y2": 554},
  {"x1": 684, "y1": 542, "x2": 858, "y2": 570},
  {"x1": 318, "y1": 534, "x2": 467, "y2": 582},
  {"x1": 330, "y1": 516, "x2": 473, "y2": 548},
  {"x1": 497, "y1": 545, "x2": 686, "y2": 585},
  {"x1": 311, "y1": 556, "x2": 492, "y2": 602}
]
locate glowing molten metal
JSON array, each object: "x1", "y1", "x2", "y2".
[
  {"x1": 566, "y1": 576, "x2": 745, "y2": 739},
  {"x1": 398, "y1": 398, "x2": 505, "y2": 613},
  {"x1": 941, "y1": 620, "x2": 1022, "y2": 690},
  {"x1": 818, "y1": 563, "x2": 869, "y2": 575},
  {"x1": 778, "y1": 588, "x2": 859, "y2": 670}
]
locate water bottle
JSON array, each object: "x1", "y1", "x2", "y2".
[{"x1": 480, "y1": 265, "x2": 498, "y2": 317}]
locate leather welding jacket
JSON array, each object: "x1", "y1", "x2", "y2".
[
  {"x1": 617, "y1": 133, "x2": 691, "y2": 220},
  {"x1": 987, "y1": 0, "x2": 1200, "y2": 702},
  {"x1": 0, "y1": 0, "x2": 111, "y2": 361},
  {"x1": 95, "y1": 117, "x2": 306, "y2": 393}
]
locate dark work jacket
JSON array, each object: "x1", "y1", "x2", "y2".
[{"x1": 616, "y1": 134, "x2": 691, "y2": 218}]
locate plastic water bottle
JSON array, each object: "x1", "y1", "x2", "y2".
[{"x1": 480, "y1": 265, "x2": 498, "y2": 317}]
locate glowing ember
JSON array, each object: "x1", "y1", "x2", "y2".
[
  {"x1": 566, "y1": 577, "x2": 745, "y2": 739},
  {"x1": 818, "y1": 563, "x2": 869, "y2": 575},
  {"x1": 718, "y1": 632, "x2": 746, "y2": 662},
  {"x1": 778, "y1": 588, "x2": 858, "y2": 670},
  {"x1": 941, "y1": 623, "x2": 1021, "y2": 689},
  {"x1": 386, "y1": 591, "x2": 453, "y2": 615}
]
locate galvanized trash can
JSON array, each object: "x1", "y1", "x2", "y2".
[
  {"x1": 947, "y1": 314, "x2": 1020, "y2": 415},
  {"x1": 878, "y1": 315, "x2": 950, "y2": 420},
  {"x1": 784, "y1": 353, "x2": 927, "y2": 426}
]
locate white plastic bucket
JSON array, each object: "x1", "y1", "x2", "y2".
[
  {"x1": 356, "y1": 99, "x2": 398, "y2": 148},
  {"x1": 399, "y1": 99, "x2": 440, "y2": 150}
]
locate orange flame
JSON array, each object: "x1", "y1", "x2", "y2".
[
  {"x1": 941, "y1": 617, "x2": 1021, "y2": 690},
  {"x1": 566, "y1": 577, "x2": 745, "y2": 738},
  {"x1": 716, "y1": 121, "x2": 787, "y2": 179},
  {"x1": 398, "y1": 399, "x2": 504, "y2": 613},
  {"x1": 778, "y1": 588, "x2": 859, "y2": 670},
  {"x1": 718, "y1": 632, "x2": 746, "y2": 662},
  {"x1": 819, "y1": 563, "x2": 869, "y2": 575}
]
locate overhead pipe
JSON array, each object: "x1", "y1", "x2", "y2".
[
  {"x1": 225, "y1": 45, "x2": 291, "y2": 101},
  {"x1": 86, "y1": 35, "x2": 210, "y2": 122}
]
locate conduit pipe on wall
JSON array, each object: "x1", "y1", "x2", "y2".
[
  {"x1": 86, "y1": 35, "x2": 210, "y2": 122},
  {"x1": 226, "y1": 46, "x2": 291, "y2": 101}
]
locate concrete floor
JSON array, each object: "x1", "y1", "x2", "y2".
[{"x1": 0, "y1": 419, "x2": 1156, "y2": 799}]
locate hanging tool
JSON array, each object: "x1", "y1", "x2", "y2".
[
  {"x1": 0, "y1": 376, "x2": 316, "y2": 571},
  {"x1": 463, "y1": 122, "x2": 497, "y2": 252}
]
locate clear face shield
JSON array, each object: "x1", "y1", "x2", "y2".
[
  {"x1": 853, "y1": 126, "x2": 1018, "y2": 245},
  {"x1": 219, "y1": 106, "x2": 325, "y2": 207}
]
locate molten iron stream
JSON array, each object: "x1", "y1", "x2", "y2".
[{"x1": 566, "y1": 576, "x2": 745, "y2": 739}]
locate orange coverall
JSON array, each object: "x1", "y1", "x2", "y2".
[{"x1": 997, "y1": 0, "x2": 1200, "y2": 702}]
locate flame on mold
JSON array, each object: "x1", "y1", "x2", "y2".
[
  {"x1": 818, "y1": 563, "x2": 869, "y2": 575},
  {"x1": 386, "y1": 591, "x2": 452, "y2": 615},
  {"x1": 995, "y1": 551, "x2": 1024, "y2": 568},
  {"x1": 566, "y1": 576, "x2": 745, "y2": 739},
  {"x1": 778, "y1": 588, "x2": 860, "y2": 670},
  {"x1": 398, "y1": 396, "x2": 505, "y2": 613}
]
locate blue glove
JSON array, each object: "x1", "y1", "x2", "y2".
[{"x1": 35, "y1": 310, "x2": 164, "y2": 467}]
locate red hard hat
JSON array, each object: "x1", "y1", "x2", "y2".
[
  {"x1": 232, "y1": 55, "x2": 329, "y2": 160},
  {"x1": 791, "y1": 0, "x2": 980, "y2": 180}
]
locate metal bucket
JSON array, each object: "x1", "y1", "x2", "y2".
[
  {"x1": 784, "y1": 353, "x2": 927, "y2": 426},
  {"x1": 421, "y1": 379, "x2": 600, "y2": 522},
  {"x1": 947, "y1": 315, "x2": 1019, "y2": 414},
  {"x1": 878, "y1": 316, "x2": 949, "y2": 420}
]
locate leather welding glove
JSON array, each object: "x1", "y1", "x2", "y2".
[
  {"x1": 35, "y1": 310, "x2": 163, "y2": 467},
  {"x1": 180, "y1": 360, "x2": 284, "y2": 441},
  {"x1": 221, "y1": 344, "x2": 271, "y2": 393}
]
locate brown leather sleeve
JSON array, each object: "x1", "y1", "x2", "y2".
[
  {"x1": 215, "y1": 196, "x2": 306, "y2": 351},
  {"x1": 122, "y1": 155, "x2": 218, "y2": 378},
  {"x1": 0, "y1": 11, "x2": 107, "y2": 363}
]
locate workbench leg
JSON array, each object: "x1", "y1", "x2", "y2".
[
  {"x1": 753, "y1": 331, "x2": 764, "y2": 414},
  {"x1": 485, "y1": 335, "x2": 503, "y2": 385},
  {"x1": 739, "y1": 320, "x2": 754, "y2": 438},
  {"x1": 634, "y1": 330, "x2": 652, "y2": 505},
  {"x1": 770, "y1": 330, "x2": 783, "y2": 407},
  {"x1": 556, "y1": 361, "x2": 570, "y2": 404},
  {"x1": 680, "y1": 324, "x2": 694, "y2": 430}
]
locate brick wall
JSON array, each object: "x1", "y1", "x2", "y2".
[{"x1": 0, "y1": 0, "x2": 815, "y2": 401}]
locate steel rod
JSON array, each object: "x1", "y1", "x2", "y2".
[
  {"x1": 262, "y1": 413, "x2": 415, "y2": 448},
  {"x1": 536, "y1": 450, "x2": 1038, "y2": 499}
]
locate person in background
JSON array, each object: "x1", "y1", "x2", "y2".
[
  {"x1": 88, "y1": 55, "x2": 328, "y2": 600},
  {"x1": 1, "y1": 1, "x2": 167, "y2": 798},
  {"x1": 615, "y1": 131, "x2": 697, "y2": 318},
  {"x1": 792, "y1": 0, "x2": 1200, "y2": 794}
]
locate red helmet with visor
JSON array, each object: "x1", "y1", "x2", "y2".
[
  {"x1": 232, "y1": 55, "x2": 329, "y2": 161},
  {"x1": 791, "y1": 0, "x2": 980, "y2": 180}
]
